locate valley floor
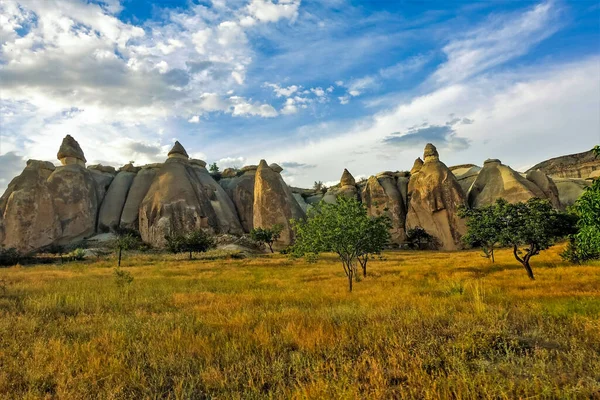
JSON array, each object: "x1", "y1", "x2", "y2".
[{"x1": 0, "y1": 246, "x2": 599, "y2": 399}]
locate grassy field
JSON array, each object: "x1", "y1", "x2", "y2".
[{"x1": 0, "y1": 245, "x2": 599, "y2": 399}]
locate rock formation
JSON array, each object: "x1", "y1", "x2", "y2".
[
  {"x1": 97, "y1": 170, "x2": 136, "y2": 232},
  {"x1": 406, "y1": 144, "x2": 467, "y2": 250},
  {"x1": 553, "y1": 178, "x2": 591, "y2": 207},
  {"x1": 57, "y1": 134, "x2": 87, "y2": 166},
  {"x1": 1, "y1": 136, "x2": 97, "y2": 251},
  {"x1": 120, "y1": 166, "x2": 160, "y2": 230},
  {"x1": 362, "y1": 172, "x2": 407, "y2": 244},
  {"x1": 220, "y1": 165, "x2": 256, "y2": 232},
  {"x1": 449, "y1": 164, "x2": 481, "y2": 195},
  {"x1": 339, "y1": 169, "x2": 359, "y2": 200},
  {"x1": 138, "y1": 142, "x2": 243, "y2": 247},
  {"x1": 527, "y1": 149, "x2": 600, "y2": 179},
  {"x1": 467, "y1": 159, "x2": 546, "y2": 208},
  {"x1": 253, "y1": 160, "x2": 305, "y2": 247},
  {"x1": 525, "y1": 169, "x2": 562, "y2": 209}
]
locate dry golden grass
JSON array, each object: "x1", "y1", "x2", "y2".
[{"x1": 0, "y1": 245, "x2": 599, "y2": 399}]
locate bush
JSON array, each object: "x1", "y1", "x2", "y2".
[
  {"x1": 0, "y1": 247, "x2": 20, "y2": 267},
  {"x1": 165, "y1": 229, "x2": 215, "y2": 259},
  {"x1": 250, "y1": 225, "x2": 283, "y2": 253},
  {"x1": 406, "y1": 227, "x2": 438, "y2": 250},
  {"x1": 69, "y1": 248, "x2": 86, "y2": 261}
]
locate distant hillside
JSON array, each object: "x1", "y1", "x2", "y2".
[{"x1": 527, "y1": 149, "x2": 600, "y2": 179}]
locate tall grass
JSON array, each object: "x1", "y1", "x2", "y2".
[{"x1": 0, "y1": 245, "x2": 599, "y2": 399}]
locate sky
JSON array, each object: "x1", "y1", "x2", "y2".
[{"x1": 1, "y1": 0, "x2": 599, "y2": 192}]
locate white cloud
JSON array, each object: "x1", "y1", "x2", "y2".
[
  {"x1": 188, "y1": 115, "x2": 200, "y2": 123},
  {"x1": 247, "y1": 0, "x2": 300, "y2": 23},
  {"x1": 265, "y1": 83, "x2": 300, "y2": 97},
  {"x1": 433, "y1": 1, "x2": 561, "y2": 84},
  {"x1": 281, "y1": 98, "x2": 298, "y2": 114}
]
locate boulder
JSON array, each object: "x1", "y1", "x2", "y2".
[
  {"x1": 97, "y1": 171, "x2": 136, "y2": 232},
  {"x1": 338, "y1": 169, "x2": 359, "y2": 200},
  {"x1": 57, "y1": 135, "x2": 86, "y2": 166},
  {"x1": 120, "y1": 167, "x2": 158, "y2": 230},
  {"x1": 253, "y1": 160, "x2": 303, "y2": 247},
  {"x1": 0, "y1": 161, "x2": 61, "y2": 251},
  {"x1": 340, "y1": 168, "x2": 356, "y2": 187},
  {"x1": 221, "y1": 168, "x2": 238, "y2": 178},
  {"x1": 526, "y1": 169, "x2": 562, "y2": 209},
  {"x1": 362, "y1": 175, "x2": 406, "y2": 244},
  {"x1": 406, "y1": 144, "x2": 467, "y2": 250},
  {"x1": 467, "y1": 159, "x2": 546, "y2": 208},
  {"x1": 88, "y1": 164, "x2": 116, "y2": 174}
]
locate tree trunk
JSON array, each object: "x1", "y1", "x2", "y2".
[
  {"x1": 189, "y1": 251, "x2": 192, "y2": 260},
  {"x1": 268, "y1": 243, "x2": 274, "y2": 253},
  {"x1": 348, "y1": 270, "x2": 353, "y2": 292},
  {"x1": 523, "y1": 259, "x2": 535, "y2": 280},
  {"x1": 118, "y1": 248, "x2": 122, "y2": 267},
  {"x1": 491, "y1": 248, "x2": 495, "y2": 263}
]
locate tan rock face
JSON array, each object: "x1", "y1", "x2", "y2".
[
  {"x1": 553, "y1": 178, "x2": 591, "y2": 208},
  {"x1": 168, "y1": 141, "x2": 189, "y2": 159},
  {"x1": 527, "y1": 149, "x2": 600, "y2": 179},
  {"x1": 406, "y1": 144, "x2": 467, "y2": 250},
  {"x1": 526, "y1": 170, "x2": 562, "y2": 209},
  {"x1": 57, "y1": 135, "x2": 86, "y2": 165},
  {"x1": 340, "y1": 169, "x2": 356, "y2": 187},
  {"x1": 0, "y1": 161, "x2": 61, "y2": 251},
  {"x1": 468, "y1": 159, "x2": 546, "y2": 208},
  {"x1": 120, "y1": 168, "x2": 158, "y2": 230},
  {"x1": 47, "y1": 165, "x2": 98, "y2": 244},
  {"x1": 138, "y1": 145, "x2": 243, "y2": 247},
  {"x1": 362, "y1": 175, "x2": 407, "y2": 244},
  {"x1": 410, "y1": 158, "x2": 424, "y2": 175},
  {"x1": 220, "y1": 169, "x2": 256, "y2": 232},
  {"x1": 253, "y1": 160, "x2": 304, "y2": 247},
  {"x1": 97, "y1": 171, "x2": 136, "y2": 232}
]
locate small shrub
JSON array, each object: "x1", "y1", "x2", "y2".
[
  {"x1": 406, "y1": 227, "x2": 438, "y2": 250},
  {"x1": 250, "y1": 225, "x2": 283, "y2": 253},
  {"x1": 69, "y1": 248, "x2": 86, "y2": 261},
  {"x1": 113, "y1": 268, "x2": 134, "y2": 288},
  {"x1": 305, "y1": 252, "x2": 319, "y2": 264},
  {"x1": 0, "y1": 247, "x2": 20, "y2": 267}
]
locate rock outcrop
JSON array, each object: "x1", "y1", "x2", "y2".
[
  {"x1": 339, "y1": 169, "x2": 359, "y2": 200},
  {"x1": 253, "y1": 160, "x2": 304, "y2": 247},
  {"x1": 1, "y1": 136, "x2": 98, "y2": 251},
  {"x1": 553, "y1": 178, "x2": 591, "y2": 207},
  {"x1": 467, "y1": 159, "x2": 546, "y2": 208},
  {"x1": 220, "y1": 166, "x2": 256, "y2": 232},
  {"x1": 138, "y1": 143, "x2": 243, "y2": 247},
  {"x1": 120, "y1": 166, "x2": 159, "y2": 230},
  {"x1": 525, "y1": 169, "x2": 562, "y2": 209},
  {"x1": 450, "y1": 164, "x2": 481, "y2": 195},
  {"x1": 527, "y1": 149, "x2": 600, "y2": 179},
  {"x1": 362, "y1": 173, "x2": 407, "y2": 244},
  {"x1": 97, "y1": 170, "x2": 136, "y2": 232},
  {"x1": 57, "y1": 134, "x2": 87, "y2": 166},
  {"x1": 406, "y1": 144, "x2": 467, "y2": 250}
]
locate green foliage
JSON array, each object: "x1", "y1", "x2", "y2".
[
  {"x1": 113, "y1": 268, "x2": 134, "y2": 288},
  {"x1": 113, "y1": 228, "x2": 142, "y2": 267},
  {"x1": 249, "y1": 224, "x2": 283, "y2": 253},
  {"x1": 493, "y1": 198, "x2": 576, "y2": 280},
  {"x1": 69, "y1": 248, "x2": 86, "y2": 261},
  {"x1": 291, "y1": 196, "x2": 391, "y2": 291},
  {"x1": 562, "y1": 149, "x2": 600, "y2": 263},
  {"x1": 164, "y1": 229, "x2": 215, "y2": 259},
  {"x1": 209, "y1": 162, "x2": 220, "y2": 173},
  {"x1": 458, "y1": 203, "x2": 506, "y2": 262},
  {"x1": 593, "y1": 145, "x2": 600, "y2": 157},
  {"x1": 406, "y1": 227, "x2": 438, "y2": 250},
  {"x1": 0, "y1": 247, "x2": 20, "y2": 267}
]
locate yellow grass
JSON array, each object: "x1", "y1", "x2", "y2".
[{"x1": 0, "y1": 245, "x2": 599, "y2": 399}]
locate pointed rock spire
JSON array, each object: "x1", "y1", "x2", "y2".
[
  {"x1": 410, "y1": 158, "x2": 424, "y2": 174},
  {"x1": 168, "y1": 141, "x2": 189, "y2": 159},
  {"x1": 423, "y1": 143, "x2": 439, "y2": 162},
  {"x1": 57, "y1": 135, "x2": 86, "y2": 165},
  {"x1": 340, "y1": 168, "x2": 355, "y2": 187}
]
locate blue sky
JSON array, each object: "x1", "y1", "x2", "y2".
[{"x1": 1, "y1": 0, "x2": 599, "y2": 191}]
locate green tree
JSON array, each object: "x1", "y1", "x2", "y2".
[
  {"x1": 250, "y1": 224, "x2": 283, "y2": 253},
  {"x1": 113, "y1": 229, "x2": 141, "y2": 267},
  {"x1": 357, "y1": 215, "x2": 391, "y2": 277},
  {"x1": 458, "y1": 203, "x2": 504, "y2": 262},
  {"x1": 165, "y1": 229, "x2": 215, "y2": 259},
  {"x1": 496, "y1": 198, "x2": 575, "y2": 280},
  {"x1": 209, "y1": 162, "x2": 220, "y2": 173},
  {"x1": 562, "y1": 145, "x2": 600, "y2": 263},
  {"x1": 291, "y1": 196, "x2": 390, "y2": 291}
]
